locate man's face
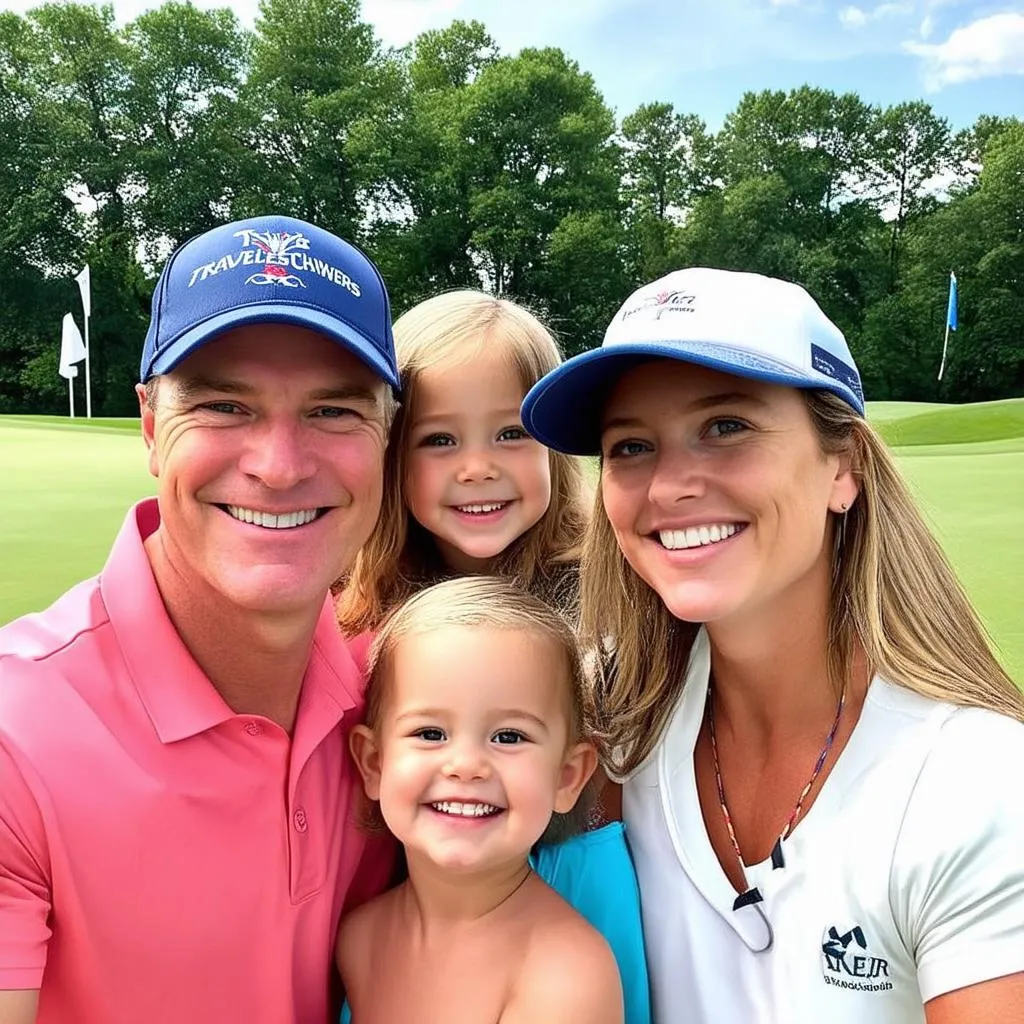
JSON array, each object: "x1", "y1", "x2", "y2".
[{"x1": 138, "y1": 323, "x2": 388, "y2": 616}]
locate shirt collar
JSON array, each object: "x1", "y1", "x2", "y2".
[{"x1": 100, "y1": 499, "x2": 358, "y2": 744}]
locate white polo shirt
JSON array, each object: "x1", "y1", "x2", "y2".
[{"x1": 623, "y1": 630, "x2": 1024, "y2": 1024}]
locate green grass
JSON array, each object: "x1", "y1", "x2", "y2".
[
  {"x1": 865, "y1": 400, "x2": 953, "y2": 423},
  {"x1": 1, "y1": 405, "x2": 1022, "y2": 683},
  {"x1": 872, "y1": 399, "x2": 1024, "y2": 448},
  {"x1": 0, "y1": 418, "x2": 154, "y2": 620}
]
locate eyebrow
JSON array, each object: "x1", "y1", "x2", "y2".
[
  {"x1": 170, "y1": 376, "x2": 382, "y2": 407},
  {"x1": 603, "y1": 391, "x2": 769, "y2": 431}
]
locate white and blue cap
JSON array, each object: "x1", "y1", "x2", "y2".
[
  {"x1": 522, "y1": 267, "x2": 865, "y2": 455},
  {"x1": 140, "y1": 215, "x2": 399, "y2": 390}
]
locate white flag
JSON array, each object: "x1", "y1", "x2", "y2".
[
  {"x1": 59, "y1": 313, "x2": 87, "y2": 379},
  {"x1": 75, "y1": 265, "x2": 91, "y2": 319}
]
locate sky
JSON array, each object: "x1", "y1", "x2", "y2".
[{"x1": 3, "y1": 0, "x2": 1022, "y2": 129}]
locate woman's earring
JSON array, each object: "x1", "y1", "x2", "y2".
[{"x1": 833, "y1": 503, "x2": 849, "y2": 576}]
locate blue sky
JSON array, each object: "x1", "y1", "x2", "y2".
[{"x1": 4, "y1": 0, "x2": 1022, "y2": 129}]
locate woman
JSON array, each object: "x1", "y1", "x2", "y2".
[{"x1": 521, "y1": 267, "x2": 1024, "y2": 1023}]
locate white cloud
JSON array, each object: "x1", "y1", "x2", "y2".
[
  {"x1": 919, "y1": 13, "x2": 934, "y2": 39},
  {"x1": 839, "y1": 6, "x2": 868, "y2": 28},
  {"x1": 905, "y1": 12, "x2": 1024, "y2": 89},
  {"x1": 839, "y1": 1, "x2": 910, "y2": 30}
]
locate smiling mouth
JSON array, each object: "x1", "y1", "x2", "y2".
[
  {"x1": 656, "y1": 523, "x2": 745, "y2": 550},
  {"x1": 452, "y1": 502, "x2": 511, "y2": 515},
  {"x1": 217, "y1": 505, "x2": 328, "y2": 530},
  {"x1": 430, "y1": 800, "x2": 503, "y2": 818}
]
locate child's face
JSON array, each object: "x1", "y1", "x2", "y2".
[
  {"x1": 404, "y1": 352, "x2": 552, "y2": 572},
  {"x1": 351, "y1": 626, "x2": 595, "y2": 875}
]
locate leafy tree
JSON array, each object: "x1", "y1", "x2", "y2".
[
  {"x1": 124, "y1": 2, "x2": 250, "y2": 249},
  {"x1": 240, "y1": 0, "x2": 403, "y2": 237},
  {"x1": 867, "y1": 101, "x2": 951, "y2": 289}
]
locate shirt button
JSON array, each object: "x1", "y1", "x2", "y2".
[
  {"x1": 293, "y1": 808, "x2": 308, "y2": 833},
  {"x1": 243, "y1": 722, "x2": 263, "y2": 737}
]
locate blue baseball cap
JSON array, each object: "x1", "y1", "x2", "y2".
[
  {"x1": 140, "y1": 215, "x2": 399, "y2": 390},
  {"x1": 522, "y1": 267, "x2": 865, "y2": 455}
]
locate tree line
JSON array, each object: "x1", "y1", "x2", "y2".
[{"x1": 1, "y1": 0, "x2": 1021, "y2": 416}]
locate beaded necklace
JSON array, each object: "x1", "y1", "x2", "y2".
[{"x1": 706, "y1": 681, "x2": 846, "y2": 895}]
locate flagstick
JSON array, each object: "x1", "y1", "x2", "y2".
[
  {"x1": 83, "y1": 310, "x2": 92, "y2": 418},
  {"x1": 68, "y1": 375, "x2": 75, "y2": 419},
  {"x1": 938, "y1": 321, "x2": 950, "y2": 382}
]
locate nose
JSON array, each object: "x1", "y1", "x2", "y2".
[
  {"x1": 646, "y1": 445, "x2": 706, "y2": 507},
  {"x1": 238, "y1": 417, "x2": 318, "y2": 491},
  {"x1": 441, "y1": 739, "x2": 492, "y2": 782},
  {"x1": 455, "y1": 444, "x2": 499, "y2": 484}
]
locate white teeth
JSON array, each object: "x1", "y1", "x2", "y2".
[
  {"x1": 225, "y1": 506, "x2": 319, "y2": 529},
  {"x1": 431, "y1": 801, "x2": 500, "y2": 817},
  {"x1": 456, "y1": 502, "x2": 508, "y2": 514},
  {"x1": 659, "y1": 523, "x2": 738, "y2": 550}
]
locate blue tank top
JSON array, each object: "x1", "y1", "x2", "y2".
[{"x1": 340, "y1": 822, "x2": 650, "y2": 1024}]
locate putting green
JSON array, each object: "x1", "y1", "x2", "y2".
[{"x1": 1, "y1": 407, "x2": 1022, "y2": 683}]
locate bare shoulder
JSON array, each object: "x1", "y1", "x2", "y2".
[
  {"x1": 505, "y1": 892, "x2": 623, "y2": 1024},
  {"x1": 335, "y1": 885, "x2": 398, "y2": 980}
]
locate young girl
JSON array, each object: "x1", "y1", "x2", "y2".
[
  {"x1": 522, "y1": 267, "x2": 1024, "y2": 1023},
  {"x1": 337, "y1": 578, "x2": 644, "y2": 1024},
  {"x1": 336, "y1": 290, "x2": 588, "y2": 635},
  {"x1": 335, "y1": 292, "x2": 650, "y2": 1022}
]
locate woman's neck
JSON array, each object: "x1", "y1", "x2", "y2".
[{"x1": 705, "y1": 555, "x2": 867, "y2": 749}]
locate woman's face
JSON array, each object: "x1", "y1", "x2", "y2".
[{"x1": 599, "y1": 360, "x2": 858, "y2": 627}]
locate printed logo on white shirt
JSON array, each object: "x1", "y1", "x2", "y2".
[{"x1": 821, "y1": 924, "x2": 894, "y2": 993}]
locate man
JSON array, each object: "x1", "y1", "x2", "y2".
[{"x1": 0, "y1": 216, "x2": 399, "y2": 1023}]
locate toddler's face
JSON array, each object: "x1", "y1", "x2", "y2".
[
  {"x1": 404, "y1": 352, "x2": 552, "y2": 571},
  {"x1": 353, "y1": 625, "x2": 593, "y2": 875}
]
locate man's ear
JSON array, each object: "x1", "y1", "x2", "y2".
[
  {"x1": 136, "y1": 383, "x2": 159, "y2": 479},
  {"x1": 553, "y1": 741, "x2": 599, "y2": 814},
  {"x1": 350, "y1": 725, "x2": 383, "y2": 801}
]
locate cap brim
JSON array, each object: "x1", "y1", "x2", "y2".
[
  {"x1": 521, "y1": 341, "x2": 864, "y2": 455},
  {"x1": 148, "y1": 303, "x2": 400, "y2": 391}
]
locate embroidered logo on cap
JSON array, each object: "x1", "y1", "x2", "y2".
[
  {"x1": 621, "y1": 289, "x2": 696, "y2": 321},
  {"x1": 186, "y1": 229, "x2": 362, "y2": 297}
]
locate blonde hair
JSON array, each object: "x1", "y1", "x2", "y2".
[
  {"x1": 337, "y1": 290, "x2": 588, "y2": 635},
  {"x1": 364, "y1": 576, "x2": 598, "y2": 842},
  {"x1": 583, "y1": 388, "x2": 1024, "y2": 777}
]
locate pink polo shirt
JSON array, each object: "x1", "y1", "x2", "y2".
[{"x1": 0, "y1": 499, "x2": 393, "y2": 1023}]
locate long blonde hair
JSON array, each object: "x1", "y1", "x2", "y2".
[
  {"x1": 336, "y1": 290, "x2": 588, "y2": 635},
  {"x1": 364, "y1": 576, "x2": 598, "y2": 842},
  {"x1": 583, "y1": 388, "x2": 1024, "y2": 777}
]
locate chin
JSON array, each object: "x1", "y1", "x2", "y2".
[
  {"x1": 214, "y1": 573, "x2": 326, "y2": 616},
  {"x1": 654, "y1": 583, "x2": 743, "y2": 625}
]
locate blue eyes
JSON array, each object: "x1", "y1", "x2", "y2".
[
  {"x1": 497, "y1": 426, "x2": 528, "y2": 442},
  {"x1": 409, "y1": 728, "x2": 529, "y2": 745},
  {"x1": 416, "y1": 426, "x2": 528, "y2": 448},
  {"x1": 706, "y1": 418, "x2": 747, "y2": 438},
  {"x1": 200, "y1": 403, "x2": 358, "y2": 419},
  {"x1": 420, "y1": 434, "x2": 456, "y2": 448},
  {"x1": 414, "y1": 727, "x2": 446, "y2": 742},
  {"x1": 493, "y1": 730, "x2": 526, "y2": 745},
  {"x1": 604, "y1": 418, "x2": 750, "y2": 457},
  {"x1": 606, "y1": 439, "x2": 651, "y2": 458},
  {"x1": 314, "y1": 407, "x2": 360, "y2": 420}
]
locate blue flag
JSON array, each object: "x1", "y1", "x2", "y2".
[{"x1": 946, "y1": 271, "x2": 958, "y2": 331}]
